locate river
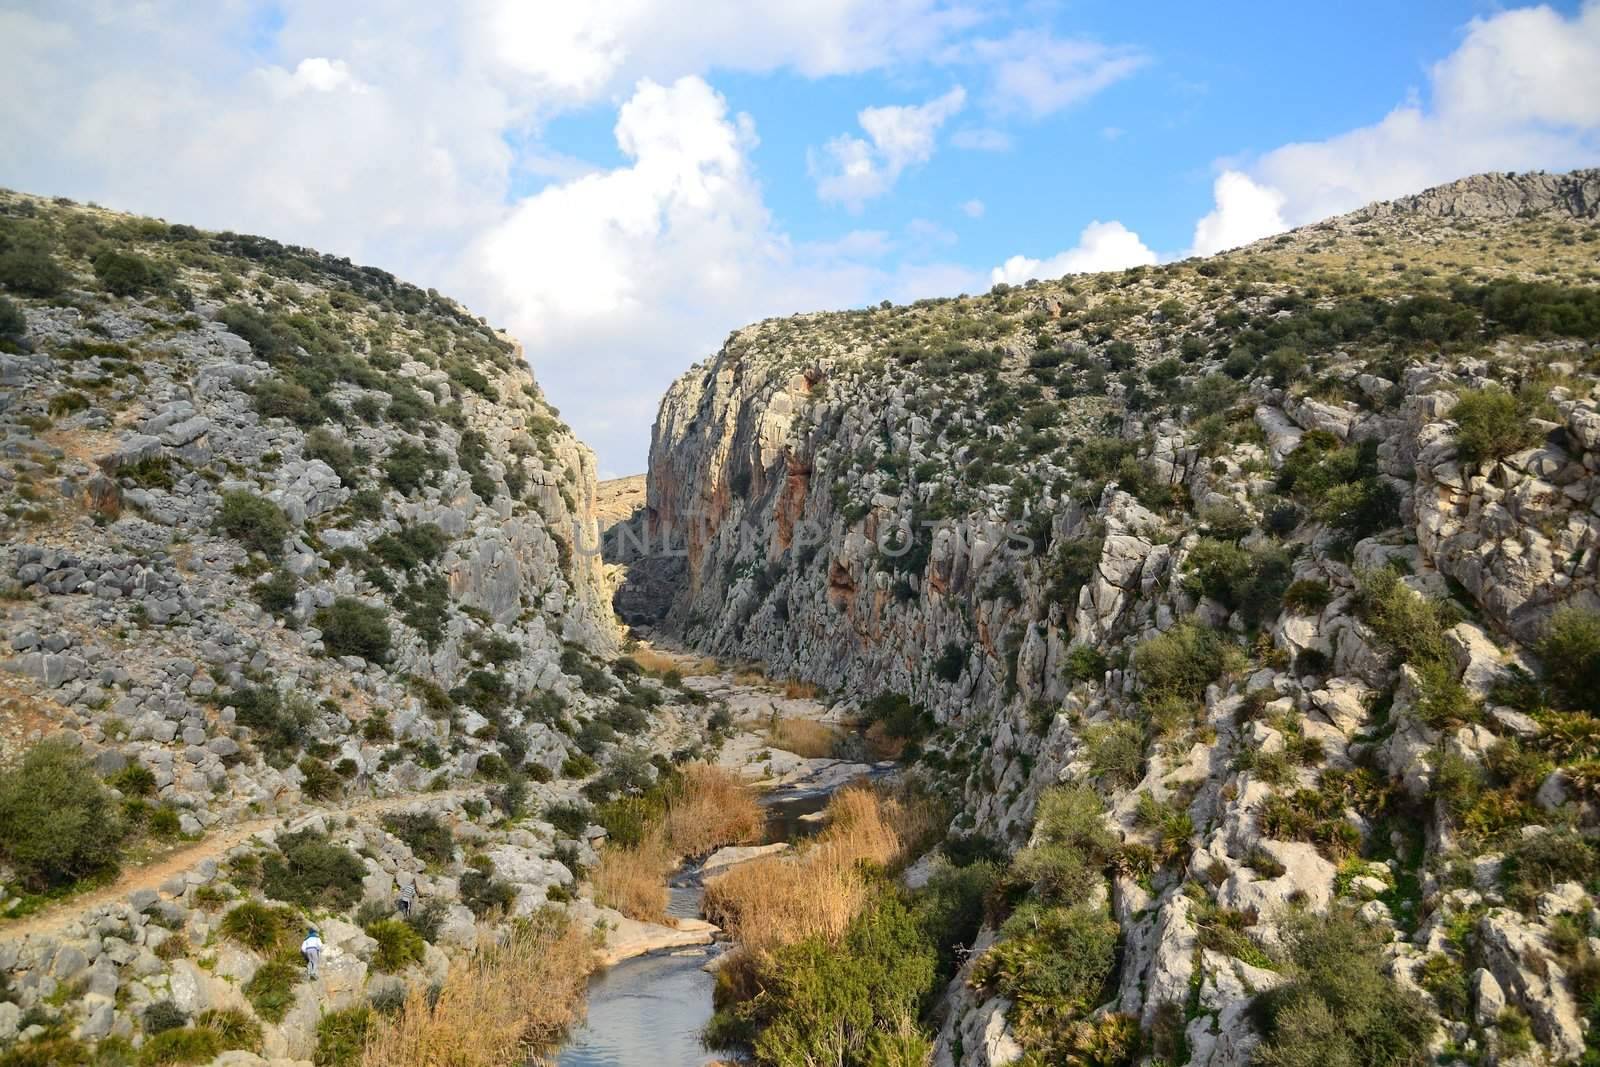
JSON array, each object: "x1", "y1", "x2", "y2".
[{"x1": 555, "y1": 780, "x2": 856, "y2": 1065}]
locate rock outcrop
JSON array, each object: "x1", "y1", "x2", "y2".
[{"x1": 630, "y1": 169, "x2": 1600, "y2": 1063}]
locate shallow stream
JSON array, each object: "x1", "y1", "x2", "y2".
[{"x1": 555, "y1": 782, "x2": 848, "y2": 1065}]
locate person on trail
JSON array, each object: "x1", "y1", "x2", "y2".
[
  {"x1": 300, "y1": 928, "x2": 323, "y2": 979},
  {"x1": 397, "y1": 880, "x2": 417, "y2": 917}
]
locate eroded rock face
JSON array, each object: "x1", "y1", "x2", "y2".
[{"x1": 629, "y1": 169, "x2": 1600, "y2": 1064}]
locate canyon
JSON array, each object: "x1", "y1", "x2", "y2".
[{"x1": 1, "y1": 168, "x2": 1599, "y2": 1066}]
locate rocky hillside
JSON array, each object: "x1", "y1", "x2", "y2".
[
  {"x1": 631, "y1": 170, "x2": 1600, "y2": 1064},
  {"x1": 0, "y1": 189, "x2": 627, "y2": 813},
  {"x1": 0, "y1": 192, "x2": 767, "y2": 1064}
]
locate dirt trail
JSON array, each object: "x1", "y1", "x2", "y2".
[{"x1": 2, "y1": 787, "x2": 484, "y2": 942}]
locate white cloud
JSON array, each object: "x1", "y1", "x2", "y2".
[
  {"x1": 954, "y1": 32, "x2": 1146, "y2": 117},
  {"x1": 990, "y1": 220, "x2": 1157, "y2": 285},
  {"x1": 260, "y1": 57, "x2": 370, "y2": 97},
  {"x1": 961, "y1": 198, "x2": 985, "y2": 218},
  {"x1": 812, "y1": 86, "x2": 966, "y2": 209},
  {"x1": 473, "y1": 0, "x2": 982, "y2": 109},
  {"x1": 949, "y1": 127, "x2": 1013, "y2": 151},
  {"x1": 0, "y1": 1, "x2": 989, "y2": 470},
  {"x1": 1188, "y1": 170, "x2": 1287, "y2": 255},
  {"x1": 1190, "y1": 1, "x2": 1600, "y2": 249}
]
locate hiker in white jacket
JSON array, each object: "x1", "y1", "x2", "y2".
[{"x1": 300, "y1": 928, "x2": 323, "y2": 979}]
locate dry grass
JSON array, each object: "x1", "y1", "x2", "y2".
[
  {"x1": 733, "y1": 668, "x2": 769, "y2": 687},
  {"x1": 592, "y1": 831, "x2": 672, "y2": 923},
  {"x1": 664, "y1": 763, "x2": 765, "y2": 857},
  {"x1": 361, "y1": 909, "x2": 594, "y2": 1067},
  {"x1": 625, "y1": 647, "x2": 682, "y2": 676},
  {"x1": 782, "y1": 679, "x2": 820, "y2": 700},
  {"x1": 702, "y1": 785, "x2": 938, "y2": 955},
  {"x1": 765, "y1": 717, "x2": 840, "y2": 759},
  {"x1": 592, "y1": 764, "x2": 763, "y2": 924}
]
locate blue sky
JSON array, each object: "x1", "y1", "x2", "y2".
[{"x1": 2, "y1": 1, "x2": 1598, "y2": 473}]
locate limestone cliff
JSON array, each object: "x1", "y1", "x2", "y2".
[
  {"x1": 0, "y1": 188, "x2": 621, "y2": 830},
  {"x1": 634, "y1": 169, "x2": 1600, "y2": 1064}
]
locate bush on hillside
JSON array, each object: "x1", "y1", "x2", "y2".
[
  {"x1": 260, "y1": 829, "x2": 366, "y2": 910},
  {"x1": 1132, "y1": 622, "x2": 1237, "y2": 705},
  {"x1": 251, "y1": 568, "x2": 299, "y2": 617},
  {"x1": 1182, "y1": 539, "x2": 1293, "y2": 628},
  {"x1": 243, "y1": 958, "x2": 302, "y2": 1024},
  {"x1": 0, "y1": 295, "x2": 25, "y2": 341},
  {"x1": 0, "y1": 247, "x2": 70, "y2": 296},
  {"x1": 314, "y1": 598, "x2": 391, "y2": 662},
  {"x1": 364, "y1": 919, "x2": 426, "y2": 972},
  {"x1": 1539, "y1": 608, "x2": 1600, "y2": 715},
  {"x1": 969, "y1": 903, "x2": 1119, "y2": 1050},
  {"x1": 707, "y1": 892, "x2": 939, "y2": 1064},
  {"x1": 216, "y1": 491, "x2": 292, "y2": 559},
  {"x1": 381, "y1": 812, "x2": 455, "y2": 866},
  {"x1": 1451, "y1": 387, "x2": 1540, "y2": 466},
  {"x1": 91, "y1": 249, "x2": 165, "y2": 296},
  {"x1": 0, "y1": 739, "x2": 124, "y2": 889},
  {"x1": 219, "y1": 901, "x2": 297, "y2": 952},
  {"x1": 1253, "y1": 909, "x2": 1433, "y2": 1067},
  {"x1": 312, "y1": 1005, "x2": 372, "y2": 1067}
]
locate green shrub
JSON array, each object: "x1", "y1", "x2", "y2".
[
  {"x1": 192, "y1": 1008, "x2": 262, "y2": 1054},
  {"x1": 251, "y1": 569, "x2": 299, "y2": 616},
  {"x1": 136, "y1": 1025, "x2": 224, "y2": 1066},
  {"x1": 304, "y1": 427, "x2": 361, "y2": 485},
  {"x1": 709, "y1": 892, "x2": 939, "y2": 1066},
  {"x1": 297, "y1": 756, "x2": 342, "y2": 800},
  {"x1": 221, "y1": 686, "x2": 313, "y2": 766},
  {"x1": 1132, "y1": 622, "x2": 1237, "y2": 705},
  {"x1": 242, "y1": 957, "x2": 302, "y2": 1024},
  {"x1": 216, "y1": 491, "x2": 292, "y2": 559},
  {"x1": 142, "y1": 1000, "x2": 188, "y2": 1035},
  {"x1": 312, "y1": 1005, "x2": 372, "y2": 1067},
  {"x1": 1253, "y1": 909, "x2": 1433, "y2": 1067},
  {"x1": 0, "y1": 1037, "x2": 95, "y2": 1067},
  {"x1": 0, "y1": 247, "x2": 69, "y2": 297},
  {"x1": 1503, "y1": 828, "x2": 1596, "y2": 890},
  {"x1": 1355, "y1": 568, "x2": 1453, "y2": 669},
  {"x1": 0, "y1": 295, "x2": 25, "y2": 340},
  {"x1": 314, "y1": 598, "x2": 391, "y2": 662},
  {"x1": 251, "y1": 377, "x2": 322, "y2": 427},
  {"x1": 459, "y1": 866, "x2": 517, "y2": 918},
  {"x1": 261, "y1": 829, "x2": 367, "y2": 909},
  {"x1": 384, "y1": 443, "x2": 445, "y2": 495},
  {"x1": 544, "y1": 801, "x2": 592, "y2": 838},
  {"x1": 1083, "y1": 720, "x2": 1144, "y2": 788},
  {"x1": 932, "y1": 643, "x2": 965, "y2": 683},
  {"x1": 0, "y1": 739, "x2": 124, "y2": 889},
  {"x1": 219, "y1": 901, "x2": 296, "y2": 952},
  {"x1": 92, "y1": 249, "x2": 165, "y2": 296},
  {"x1": 1540, "y1": 608, "x2": 1600, "y2": 714},
  {"x1": 382, "y1": 811, "x2": 454, "y2": 866},
  {"x1": 371, "y1": 523, "x2": 448, "y2": 571},
  {"x1": 1182, "y1": 539, "x2": 1293, "y2": 628},
  {"x1": 1282, "y1": 579, "x2": 1333, "y2": 614},
  {"x1": 970, "y1": 903, "x2": 1119, "y2": 1050},
  {"x1": 364, "y1": 918, "x2": 426, "y2": 972},
  {"x1": 1451, "y1": 387, "x2": 1540, "y2": 465},
  {"x1": 1032, "y1": 786, "x2": 1116, "y2": 860},
  {"x1": 109, "y1": 762, "x2": 158, "y2": 796},
  {"x1": 1062, "y1": 643, "x2": 1108, "y2": 683}
]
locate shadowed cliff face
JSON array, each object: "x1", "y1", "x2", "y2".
[{"x1": 632, "y1": 170, "x2": 1600, "y2": 1064}]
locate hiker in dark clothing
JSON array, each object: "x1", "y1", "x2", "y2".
[{"x1": 397, "y1": 880, "x2": 417, "y2": 916}]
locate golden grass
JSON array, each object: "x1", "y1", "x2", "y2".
[
  {"x1": 664, "y1": 763, "x2": 765, "y2": 857},
  {"x1": 361, "y1": 909, "x2": 594, "y2": 1067},
  {"x1": 782, "y1": 679, "x2": 820, "y2": 700},
  {"x1": 592, "y1": 831, "x2": 672, "y2": 923},
  {"x1": 733, "y1": 668, "x2": 769, "y2": 687},
  {"x1": 625, "y1": 647, "x2": 682, "y2": 676},
  {"x1": 592, "y1": 764, "x2": 764, "y2": 924},
  {"x1": 701, "y1": 785, "x2": 938, "y2": 955},
  {"x1": 765, "y1": 717, "x2": 840, "y2": 759}
]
